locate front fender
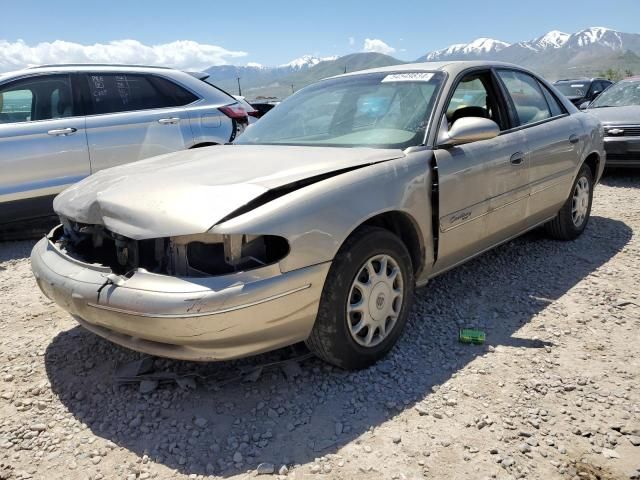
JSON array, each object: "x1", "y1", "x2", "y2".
[{"x1": 210, "y1": 150, "x2": 435, "y2": 276}]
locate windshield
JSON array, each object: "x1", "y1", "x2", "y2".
[
  {"x1": 554, "y1": 82, "x2": 589, "y2": 97},
  {"x1": 236, "y1": 71, "x2": 444, "y2": 149},
  {"x1": 590, "y1": 80, "x2": 640, "y2": 108}
]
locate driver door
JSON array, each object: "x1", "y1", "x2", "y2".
[{"x1": 432, "y1": 69, "x2": 530, "y2": 273}]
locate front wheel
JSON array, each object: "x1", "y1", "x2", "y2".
[
  {"x1": 306, "y1": 227, "x2": 415, "y2": 370},
  {"x1": 544, "y1": 164, "x2": 593, "y2": 240}
]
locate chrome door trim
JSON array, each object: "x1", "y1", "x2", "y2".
[
  {"x1": 440, "y1": 183, "x2": 531, "y2": 232},
  {"x1": 427, "y1": 214, "x2": 557, "y2": 280}
]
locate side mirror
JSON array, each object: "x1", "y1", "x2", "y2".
[
  {"x1": 440, "y1": 117, "x2": 500, "y2": 147},
  {"x1": 579, "y1": 101, "x2": 590, "y2": 110}
]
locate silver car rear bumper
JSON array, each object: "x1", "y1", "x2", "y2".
[{"x1": 31, "y1": 234, "x2": 330, "y2": 361}]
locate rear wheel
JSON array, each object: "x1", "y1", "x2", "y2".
[
  {"x1": 545, "y1": 164, "x2": 593, "y2": 240},
  {"x1": 306, "y1": 227, "x2": 414, "y2": 370}
]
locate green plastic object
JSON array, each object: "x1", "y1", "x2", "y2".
[{"x1": 459, "y1": 328, "x2": 486, "y2": 345}]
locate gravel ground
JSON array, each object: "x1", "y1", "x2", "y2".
[{"x1": 0, "y1": 172, "x2": 639, "y2": 480}]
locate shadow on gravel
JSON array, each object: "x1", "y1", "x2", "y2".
[
  {"x1": 601, "y1": 167, "x2": 640, "y2": 187},
  {"x1": 0, "y1": 216, "x2": 57, "y2": 243},
  {"x1": 44, "y1": 215, "x2": 632, "y2": 477},
  {"x1": 0, "y1": 239, "x2": 37, "y2": 263}
]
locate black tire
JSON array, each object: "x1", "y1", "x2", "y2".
[
  {"x1": 545, "y1": 164, "x2": 593, "y2": 241},
  {"x1": 306, "y1": 226, "x2": 415, "y2": 370}
]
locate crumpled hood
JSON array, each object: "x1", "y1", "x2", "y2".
[
  {"x1": 54, "y1": 145, "x2": 404, "y2": 239},
  {"x1": 585, "y1": 106, "x2": 640, "y2": 125}
]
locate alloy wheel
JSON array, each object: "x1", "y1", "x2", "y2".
[
  {"x1": 572, "y1": 176, "x2": 590, "y2": 227},
  {"x1": 346, "y1": 254, "x2": 404, "y2": 348}
]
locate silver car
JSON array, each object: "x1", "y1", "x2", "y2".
[
  {"x1": 583, "y1": 76, "x2": 640, "y2": 167},
  {"x1": 31, "y1": 61, "x2": 605, "y2": 370},
  {"x1": 0, "y1": 64, "x2": 248, "y2": 225}
]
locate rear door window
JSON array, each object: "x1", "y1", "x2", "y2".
[
  {"x1": 0, "y1": 75, "x2": 74, "y2": 124},
  {"x1": 497, "y1": 70, "x2": 551, "y2": 126},
  {"x1": 85, "y1": 73, "x2": 190, "y2": 115}
]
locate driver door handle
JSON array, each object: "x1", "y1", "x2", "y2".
[
  {"x1": 47, "y1": 127, "x2": 77, "y2": 136},
  {"x1": 510, "y1": 152, "x2": 525, "y2": 166},
  {"x1": 569, "y1": 134, "x2": 580, "y2": 144}
]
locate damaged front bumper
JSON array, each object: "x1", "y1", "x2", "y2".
[{"x1": 31, "y1": 227, "x2": 331, "y2": 361}]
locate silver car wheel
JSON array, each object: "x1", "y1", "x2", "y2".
[
  {"x1": 571, "y1": 176, "x2": 590, "y2": 227},
  {"x1": 346, "y1": 254, "x2": 404, "y2": 348}
]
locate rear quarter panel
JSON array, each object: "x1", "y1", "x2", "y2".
[{"x1": 577, "y1": 112, "x2": 606, "y2": 183}]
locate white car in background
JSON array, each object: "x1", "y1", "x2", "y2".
[{"x1": 0, "y1": 64, "x2": 249, "y2": 226}]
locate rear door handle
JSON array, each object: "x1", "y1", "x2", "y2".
[
  {"x1": 158, "y1": 117, "x2": 180, "y2": 125},
  {"x1": 47, "y1": 127, "x2": 77, "y2": 136},
  {"x1": 510, "y1": 152, "x2": 525, "y2": 166},
  {"x1": 569, "y1": 134, "x2": 580, "y2": 144}
]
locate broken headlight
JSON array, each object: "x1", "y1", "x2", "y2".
[{"x1": 169, "y1": 233, "x2": 289, "y2": 276}]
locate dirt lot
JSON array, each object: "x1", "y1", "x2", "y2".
[{"x1": 0, "y1": 172, "x2": 639, "y2": 480}]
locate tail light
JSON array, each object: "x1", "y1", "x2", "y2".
[
  {"x1": 219, "y1": 103, "x2": 249, "y2": 141},
  {"x1": 247, "y1": 110, "x2": 261, "y2": 119},
  {"x1": 219, "y1": 104, "x2": 249, "y2": 122}
]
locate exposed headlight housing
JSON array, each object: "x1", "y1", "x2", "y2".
[
  {"x1": 170, "y1": 233, "x2": 289, "y2": 276},
  {"x1": 55, "y1": 220, "x2": 289, "y2": 278}
]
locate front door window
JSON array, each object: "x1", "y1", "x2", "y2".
[{"x1": 0, "y1": 75, "x2": 73, "y2": 124}]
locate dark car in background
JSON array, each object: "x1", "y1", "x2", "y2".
[
  {"x1": 250, "y1": 101, "x2": 280, "y2": 118},
  {"x1": 554, "y1": 78, "x2": 613, "y2": 108},
  {"x1": 585, "y1": 77, "x2": 640, "y2": 167}
]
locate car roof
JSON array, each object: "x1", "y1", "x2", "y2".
[
  {"x1": 554, "y1": 78, "x2": 609, "y2": 83},
  {"x1": 0, "y1": 64, "x2": 183, "y2": 77},
  {"x1": 330, "y1": 60, "x2": 540, "y2": 80}
]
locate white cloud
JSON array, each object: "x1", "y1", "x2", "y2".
[
  {"x1": 246, "y1": 62, "x2": 263, "y2": 68},
  {"x1": 348, "y1": 36, "x2": 355, "y2": 46},
  {"x1": 363, "y1": 38, "x2": 396, "y2": 55},
  {"x1": 0, "y1": 39, "x2": 247, "y2": 72}
]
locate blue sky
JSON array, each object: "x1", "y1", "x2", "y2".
[{"x1": 2, "y1": 0, "x2": 640, "y2": 69}]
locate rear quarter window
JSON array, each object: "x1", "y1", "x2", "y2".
[
  {"x1": 150, "y1": 76, "x2": 199, "y2": 106},
  {"x1": 539, "y1": 83, "x2": 566, "y2": 117}
]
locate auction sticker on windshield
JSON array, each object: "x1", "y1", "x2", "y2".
[{"x1": 382, "y1": 72, "x2": 434, "y2": 83}]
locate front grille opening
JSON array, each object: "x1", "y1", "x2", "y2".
[{"x1": 55, "y1": 222, "x2": 168, "y2": 275}]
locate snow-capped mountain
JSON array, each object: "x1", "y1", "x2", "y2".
[
  {"x1": 414, "y1": 26, "x2": 640, "y2": 81},
  {"x1": 279, "y1": 54, "x2": 338, "y2": 69},
  {"x1": 203, "y1": 26, "x2": 640, "y2": 100},
  {"x1": 423, "y1": 38, "x2": 510, "y2": 61},
  {"x1": 564, "y1": 27, "x2": 624, "y2": 49},
  {"x1": 500, "y1": 31, "x2": 571, "y2": 60},
  {"x1": 525, "y1": 30, "x2": 570, "y2": 51},
  {"x1": 419, "y1": 27, "x2": 640, "y2": 62}
]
